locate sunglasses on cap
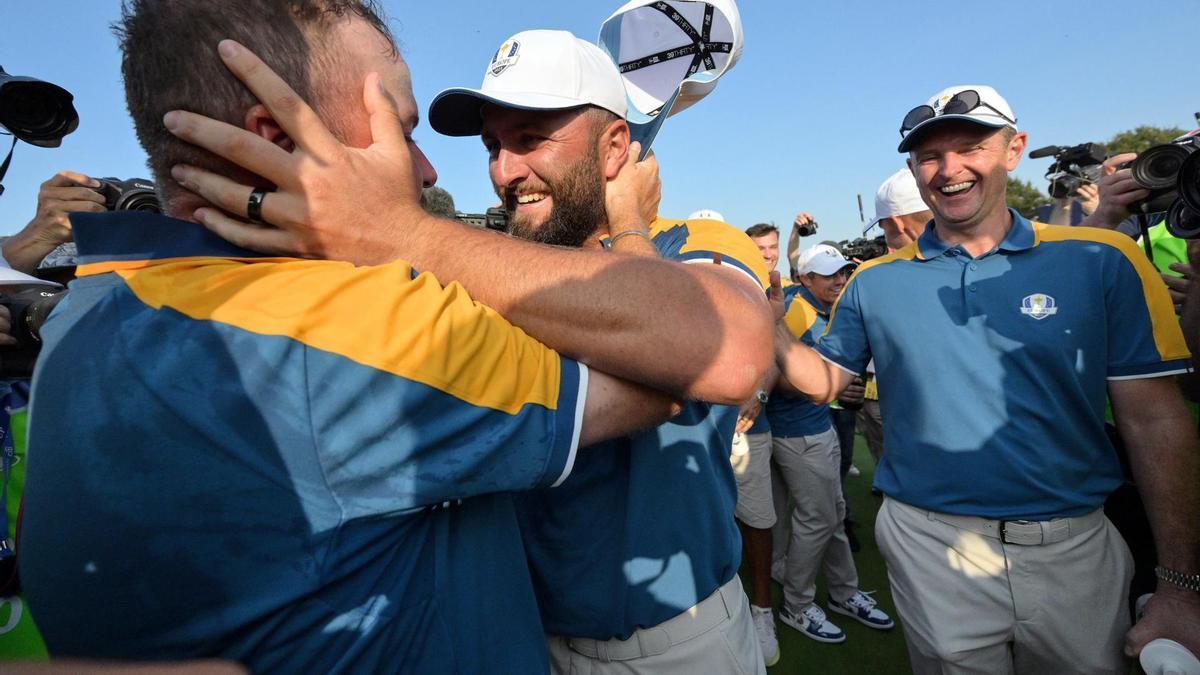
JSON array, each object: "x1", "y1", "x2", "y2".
[{"x1": 899, "y1": 89, "x2": 1016, "y2": 138}]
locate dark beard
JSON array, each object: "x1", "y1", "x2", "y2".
[{"x1": 506, "y1": 152, "x2": 606, "y2": 248}]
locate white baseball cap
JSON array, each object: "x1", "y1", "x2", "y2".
[
  {"x1": 429, "y1": 30, "x2": 628, "y2": 137},
  {"x1": 598, "y1": 0, "x2": 743, "y2": 152},
  {"x1": 688, "y1": 208, "x2": 725, "y2": 221},
  {"x1": 897, "y1": 84, "x2": 1017, "y2": 153},
  {"x1": 865, "y1": 168, "x2": 929, "y2": 234},
  {"x1": 797, "y1": 244, "x2": 855, "y2": 277}
]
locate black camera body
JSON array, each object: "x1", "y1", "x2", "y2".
[
  {"x1": 1032, "y1": 143, "x2": 1107, "y2": 199},
  {"x1": 455, "y1": 206, "x2": 509, "y2": 232},
  {"x1": 839, "y1": 236, "x2": 888, "y2": 262},
  {"x1": 796, "y1": 219, "x2": 818, "y2": 237},
  {"x1": 0, "y1": 286, "x2": 67, "y2": 378},
  {"x1": 94, "y1": 177, "x2": 161, "y2": 213},
  {"x1": 1125, "y1": 133, "x2": 1200, "y2": 239}
]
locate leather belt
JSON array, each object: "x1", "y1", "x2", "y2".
[{"x1": 924, "y1": 506, "x2": 1106, "y2": 546}]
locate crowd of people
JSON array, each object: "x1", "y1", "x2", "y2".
[{"x1": 0, "y1": 1, "x2": 1198, "y2": 674}]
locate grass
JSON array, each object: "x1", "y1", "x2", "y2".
[{"x1": 738, "y1": 434, "x2": 914, "y2": 674}]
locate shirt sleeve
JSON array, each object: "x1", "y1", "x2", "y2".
[
  {"x1": 654, "y1": 219, "x2": 770, "y2": 290},
  {"x1": 1104, "y1": 243, "x2": 1191, "y2": 379},
  {"x1": 282, "y1": 260, "x2": 590, "y2": 511},
  {"x1": 813, "y1": 274, "x2": 871, "y2": 376}
]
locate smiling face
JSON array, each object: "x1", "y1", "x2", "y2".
[
  {"x1": 906, "y1": 121, "x2": 1026, "y2": 235},
  {"x1": 480, "y1": 105, "x2": 617, "y2": 247},
  {"x1": 750, "y1": 231, "x2": 780, "y2": 269},
  {"x1": 800, "y1": 268, "x2": 850, "y2": 306}
]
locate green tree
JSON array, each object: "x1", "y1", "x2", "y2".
[
  {"x1": 1007, "y1": 176, "x2": 1048, "y2": 219},
  {"x1": 1106, "y1": 125, "x2": 1188, "y2": 156}
]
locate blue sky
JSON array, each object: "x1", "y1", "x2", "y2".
[{"x1": 3, "y1": 1, "x2": 1198, "y2": 269}]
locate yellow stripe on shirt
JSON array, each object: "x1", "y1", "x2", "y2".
[
  {"x1": 109, "y1": 257, "x2": 563, "y2": 415},
  {"x1": 1035, "y1": 223, "x2": 1190, "y2": 362}
]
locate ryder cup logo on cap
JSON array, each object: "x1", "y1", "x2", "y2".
[
  {"x1": 897, "y1": 84, "x2": 1018, "y2": 152},
  {"x1": 489, "y1": 40, "x2": 521, "y2": 76},
  {"x1": 866, "y1": 168, "x2": 929, "y2": 234},
  {"x1": 598, "y1": 0, "x2": 743, "y2": 152},
  {"x1": 428, "y1": 30, "x2": 628, "y2": 137},
  {"x1": 798, "y1": 244, "x2": 854, "y2": 277}
]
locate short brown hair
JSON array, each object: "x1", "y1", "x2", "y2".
[
  {"x1": 745, "y1": 223, "x2": 778, "y2": 239},
  {"x1": 114, "y1": 0, "x2": 394, "y2": 200}
]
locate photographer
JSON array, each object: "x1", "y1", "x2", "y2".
[
  {"x1": 1, "y1": 171, "x2": 102, "y2": 275},
  {"x1": 1081, "y1": 152, "x2": 1153, "y2": 236}
]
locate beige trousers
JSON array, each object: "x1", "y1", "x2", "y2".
[
  {"x1": 875, "y1": 497, "x2": 1133, "y2": 675},
  {"x1": 546, "y1": 576, "x2": 765, "y2": 675}
]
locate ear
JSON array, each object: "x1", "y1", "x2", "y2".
[
  {"x1": 244, "y1": 103, "x2": 295, "y2": 152},
  {"x1": 1005, "y1": 131, "x2": 1028, "y2": 172},
  {"x1": 599, "y1": 118, "x2": 632, "y2": 181}
]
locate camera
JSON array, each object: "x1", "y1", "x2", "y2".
[
  {"x1": 0, "y1": 66, "x2": 78, "y2": 148},
  {"x1": 795, "y1": 219, "x2": 818, "y2": 237},
  {"x1": 1029, "y1": 142, "x2": 1107, "y2": 199},
  {"x1": 1123, "y1": 131, "x2": 1200, "y2": 239},
  {"x1": 455, "y1": 206, "x2": 509, "y2": 232},
  {"x1": 94, "y1": 177, "x2": 161, "y2": 212},
  {"x1": 0, "y1": 286, "x2": 67, "y2": 378},
  {"x1": 839, "y1": 235, "x2": 888, "y2": 262}
]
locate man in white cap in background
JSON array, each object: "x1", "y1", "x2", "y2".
[
  {"x1": 773, "y1": 84, "x2": 1200, "y2": 673},
  {"x1": 427, "y1": 28, "x2": 770, "y2": 675},
  {"x1": 768, "y1": 244, "x2": 894, "y2": 645},
  {"x1": 856, "y1": 168, "x2": 934, "y2": 474},
  {"x1": 867, "y1": 167, "x2": 933, "y2": 252}
]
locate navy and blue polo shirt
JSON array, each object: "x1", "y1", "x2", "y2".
[
  {"x1": 815, "y1": 210, "x2": 1190, "y2": 520},
  {"x1": 515, "y1": 216, "x2": 769, "y2": 641},
  {"x1": 767, "y1": 284, "x2": 833, "y2": 438},
  {"x1": 21, "y1": 212, "x2": 587, "y2": 673}
]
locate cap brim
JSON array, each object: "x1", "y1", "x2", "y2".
[
  {"x1": 863, "y1": 217, "x2": 881, "y2": 235},
  {"x1": 897, "y1": 114, "x2": 1010, "y2": 152},
  {"x1": 806, "y1": 260, "x2": 857, "y2": 276},
  {"x1": 429, "y1": 88, "x2": 596, "y2": 137}
]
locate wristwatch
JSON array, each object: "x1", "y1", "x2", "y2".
[
  {"x1": 1156, "y1": 566, "x2": 1200, "y2": 592},
  {"x1": 755, "y1": 390, "x2": 769, "y2": 404}
]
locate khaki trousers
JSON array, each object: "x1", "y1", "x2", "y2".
[
  {"x1": 770, "y1": 429, "x2": 859, "y2": 610},
  {"x1": 546, "y1": 576, "x2": 765, "y2": 675},
  {"x1": 875, "y1": 497, "x2": 1133, "y2": 675}
]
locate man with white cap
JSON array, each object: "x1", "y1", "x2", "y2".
[
  {"x1": 867, "y1": 167, "x2": 932, "y2": 252},
  {"x1": 773, "y1": 84, "x2": 1200, "y2": 673},
  {"x1": 428, "y1": 28, "x2": 769, "y2": 675},
  {"x1": 768, "y1": 244, "x2": 894, "y2": 645}
]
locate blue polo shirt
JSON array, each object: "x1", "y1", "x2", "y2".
[
  {"x1": 21, "y1": 212, "x2": 587, "y2": 673},
  {"x1": 815, "y1": 210, "x2": 1190, "y2": 520},
  {"x1": 516, "y1": 217, "x2": 769, "y2": 640},
  {"x1": 767, "y1": 284, "x2": 833, "y2": 438}
]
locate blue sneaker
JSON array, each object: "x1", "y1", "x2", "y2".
[
  {"x1": 779, "y1": 603, "x2": 845, "y2": 644},
  {"x1": 828, "y1": 591, "x2": 895, "y2": 630}
]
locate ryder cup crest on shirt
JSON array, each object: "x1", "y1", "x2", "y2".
[{"x1": 1020, "y1": 293, "x2": 1059, "y2": 320}]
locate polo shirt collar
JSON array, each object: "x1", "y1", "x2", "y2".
[
  {"x1": 71, "y1": 210, "x2": 272, "y2": 266},
  {"x1": 794, "y1": 282, "x2": 830, "y2": 316},
  {"x1": 916, "y1": 208, "x2": 1036, "y2": 260}
]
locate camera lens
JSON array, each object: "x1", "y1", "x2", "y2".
[
  {"x1": 118, "y1": 191, "x2": 162, "y2": 213},
  {"x1": 1131, "y1": 144, "x2": 1192, "y2": 191},
  {"x1": 0, "y1": 79, "x2": 79, "y2": 147},
  {"x1": 1178, "y1": 151, "x2": 1200, "y2": 213},
  {"x1": 1165, "y1": 198, "x2": 1200, "y2": 241}
]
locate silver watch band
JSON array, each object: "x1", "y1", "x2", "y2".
[{"x1": 1156, "y1": 565, "x2": 1200, "y2": 592}]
